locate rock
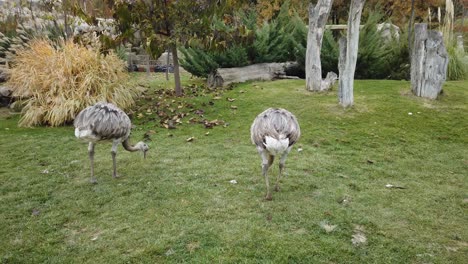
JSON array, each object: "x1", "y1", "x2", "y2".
[
  {"x1": 321, "y1": 71, "x2": 338, "y2": 91},
  {"x1": 0, "y1": 67, "x2": 10, "y2": 82},
  {"x1": 0, "y1": 85, "x2": 13, "y2": 107},
  {"x1": 377, "y1": 23, "x2": 400, "y2": 42},
  {"x1": 9, "y1": 100, "x2": 24, "y2": 112},
  {"x1": 0, "y1": 86, "x2": 12, "y2": 97}
]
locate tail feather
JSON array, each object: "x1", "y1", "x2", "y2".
[{"x1": 264, "y1": 135, "x2": 289, "y2": 156}]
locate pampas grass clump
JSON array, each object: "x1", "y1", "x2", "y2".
[{"x1": 7, "y1": 40, "x2": 137, "y2": 127}]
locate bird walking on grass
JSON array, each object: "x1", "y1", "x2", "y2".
[
  {"x1": 250, "y1": 108, "x2": 301, "y2": 200},
  {"x1": 74, "y1": 102, "x2": 149, "y2": 183}
]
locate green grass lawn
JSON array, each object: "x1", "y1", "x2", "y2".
[{"x1": 1, "y1": 75, "x2": 467, "y2": 263}]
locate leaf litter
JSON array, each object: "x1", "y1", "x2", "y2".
[
  {"x1": 351, "y1": 225, "x2": 367, "y2": 246},
  {"x1": 131, "y1": 83, "x2": 229, "y2": 130}
]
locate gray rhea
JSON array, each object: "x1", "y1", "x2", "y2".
[
  {"x1": 74, "y1": 102, "x2": 149, "y2": 183},
  {"x1": 250, "y1": 108, "x2": 301, "y2": 200}
]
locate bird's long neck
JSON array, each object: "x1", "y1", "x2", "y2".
[{"x1": 122, "y1": 138, "x2": 140, "y2": 152}]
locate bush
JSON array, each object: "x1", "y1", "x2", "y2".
[
  {"x1": 447, "y1": 45, "x2": 468, "y2": 80},
  {"x1": 319, "y1": 14, "x2": 410, "y2": 80},
  {"x1": 179, "y1": 46, "x2": 220, "y2": 78},
  {"x1": 182, "y1": 6, "x2": 412, "y2": 80},
  {"x1": 253, "y1": 2, "x2": 305, "y2": 64},
  {"x1": 181, "y1": 2, "x2": 306, "y2": 78},
  {"x1": 383, "y1": 32, "x2": 410, "y2": 80},
  {"x1": 7, "y1": 40, "x2": 138, "y2": 127},
  {"x1": 180, "y1": 44, "x2": 250, "y2": 78}
]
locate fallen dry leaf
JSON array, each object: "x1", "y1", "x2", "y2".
[
  {"x1": 194, "y1": 109, "x2": 205, "y2": 116},
  {"x1": 186, "y1": 137, "x2": 195, "y2": 142},
  {"x1": 320, "y1": 221, "x2": 337, "y2": 233},
  {"x1": 385, "y1": 184, "x2": 406, "y2": 189},
  {"x1": 351, "y1": 225, "x2": 367, "y2": 246},
  {"x1": 352, "y1": 233, "x2": 367, "y2": 246},
  {"x1": 187, "y1": 241, "x2": 200, "y2": 253}
]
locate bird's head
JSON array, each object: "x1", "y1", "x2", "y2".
[{"x1": 136, "y1": 141, "x2": 149, "y2": 159}]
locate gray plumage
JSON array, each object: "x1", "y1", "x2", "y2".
[
  {"x1": 250, "y1": 108, "x2": 301, "y2": 200},
  {"x1": 74, "y1": 102, "x2": 149, "y2": 183}
]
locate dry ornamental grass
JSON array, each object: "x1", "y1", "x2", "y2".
[{"x1": 7, "y1": 40, "x2": 137, "y2": 127}]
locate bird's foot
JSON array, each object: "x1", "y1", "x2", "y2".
[
  {"x1": 112, "y1": 174, "x2": 121, "y2": 179},
  {"x1": 90, "y1": 178, "x2": 98, "y2": 184},
  {"x1": 274, "y1": 185, "x2": 280, "y2": 192},
  {"x1": 265, "y1": 193, "x2": 273, "y2": 201}
]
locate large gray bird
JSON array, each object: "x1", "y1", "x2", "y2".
[
  {"x1": 250, "y1": 108, "x2": 300, "y2": 200},
  {"x1": 74, "y1": 102, "x2": 149, "y2": 183}
]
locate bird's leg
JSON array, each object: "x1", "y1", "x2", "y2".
[
  {"x1": 111, "y1": 141, "x2": 119, "y2": 178},
  {"x1": 259, "y1": 148, "x2": 274, "y2": 201},
  {"x1": 88, "y1": 142, "x2": 97, "y2": 184},
  {"x1": 275, "y1": 147, "x2": 291, "y2": 192}
]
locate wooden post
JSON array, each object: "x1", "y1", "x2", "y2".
[
  {"x1": 127, "y1": 53, "x2": 132, "y2": 71},
  {"x1": 305, "y1": 0, "x2": 334, "y2": 92},
  {"x1": 338, "y1": 0, "x2": 365, "y2": 107},
  {"x1": 411, "y1": 23, "x2": 427, "y2": 96},
  {"x1": 411, "y1": 23, "x2": 448, "y2": 99}
]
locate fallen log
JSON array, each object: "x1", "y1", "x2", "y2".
[{"x1": 207, "y1": 62, "x2": 299, "y2": 88}]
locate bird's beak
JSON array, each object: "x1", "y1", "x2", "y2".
[{"x1": 143, "y1": 150, "x2": 147, "y2": 159}]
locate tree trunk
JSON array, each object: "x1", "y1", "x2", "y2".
[
  {"x1": 338, "y1": 37, "x2": 347, "y2": 103},
  {"x1": 207, "y1": 62, "x2": 299, "y2": 88},
  {"x1": 411, "y1": 23, "x2": 448, "y2": 99},
  {"x1": 63, "y1": 0, "x2": 72, "y2": 40},
  {"x1": 305, "y1": 0, "x2": 334, "y2": 92},
  {"x1": 170, "y1": 44, "x2": 182, "y2": 97},
  {"x1": 408, "y1": 0, "x2": 416, "y2": 53},
  {"x1": 462, "y1": 6, "x2": 465, "y2": 34},
  {"x1": 338, "y1": 0, "x2": 365, "y2": 107},
  {"x1": 166, "y1": 49, "x2": 170, "y2": 81},
  {"x1": 29, "y1": 0, "x2": 38, "y2": 31},
  {"x1": 456, "y1": 35, "x2": 464, "y2": 53}
]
